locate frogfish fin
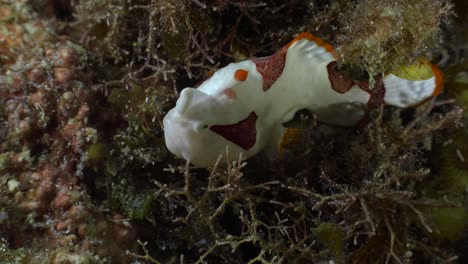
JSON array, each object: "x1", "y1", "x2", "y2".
[
  {"x1": 279, "y1": 127, "x2": 304, "y2": 158},
  {"x1": 382, "y1": 58, "x2": 443, "y2": 108},
  {"x1": 281, "y1": 32, "x2": 338, "y2": 61}
]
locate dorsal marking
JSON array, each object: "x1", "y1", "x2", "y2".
[
  {"x1": 327, "y1": 61, "x2": 355, "y2": 93},
  {"x1": 326, "y1": 61, "x2": 386, "y2": 106},
  {"x1": 253, "y1": 32, "x2": 338, "y2": 92},
  {"x1": 356, "y1": 78, "x2": 386, "y2": 107},
  {"x1": 252, "y1": 52, "x2": 287, "y2": 92}
]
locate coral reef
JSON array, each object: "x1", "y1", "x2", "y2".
[
  {"x1": 0, "y1": 2, "x2": 136, "y2": 262},
  {"x1": 0, "y1": 0, "x2": 51, "y2": 71},
  {"x1": 0, "y1": 0, "x2": 467, "y2": 263}
]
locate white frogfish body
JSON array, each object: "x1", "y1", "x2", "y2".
[{"x1": 163, "y1": 32, "x2": 443, "y2": 168}]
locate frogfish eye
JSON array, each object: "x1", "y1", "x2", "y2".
[{"x1": 193, "y1": 122, "x2": 209, "y2": 131}]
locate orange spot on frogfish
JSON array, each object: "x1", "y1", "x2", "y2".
[{"x1": 234, "y1": 69, "x2": 249, "y2": 81}]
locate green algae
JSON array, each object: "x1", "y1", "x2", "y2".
[
  {"x1": 0, "y1": 239, "x2": 28, "y2": 264},
  {"x1": 422, "y1": 207, "x2": 467, "y2": 241},
  {"x1": 312, "y1": 223, "x2": 345, "y2": 262},
  {"x1": 337, "y1": 0, "x2": 453, "y2": 78}
]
